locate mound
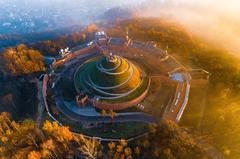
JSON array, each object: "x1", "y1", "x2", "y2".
[{"x1": 74, "y1": 55, "x2": 149, "y2": 105}]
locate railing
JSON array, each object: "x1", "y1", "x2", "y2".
[{"x1": 176, "y1": 73, "x2": 191, "y2": 122}]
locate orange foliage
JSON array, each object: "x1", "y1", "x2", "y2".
[{"x1": 1, "y1": 44, "x2": 45, "y2": 76}]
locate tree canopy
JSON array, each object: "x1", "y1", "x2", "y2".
[
  {"x1": 0, "y1": 112, "x2": 101, "y2": 159},
  {"x1": 1, "y1": 44, "x2": 45, "y2": 76}
]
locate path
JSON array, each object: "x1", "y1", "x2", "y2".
[{"x1": 36, "y1": 80, "x2": 45, "y2": 127}]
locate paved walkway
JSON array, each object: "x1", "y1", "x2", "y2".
[
  {"x1": 54, "y1": 83, "x2": 156, "y2": 124},
  {"x1": 64, "y1": 101, "x2": 99, "y2": 117},
  {"x1": 36, "y1": 80, "x2": 45, "y2": 127}
]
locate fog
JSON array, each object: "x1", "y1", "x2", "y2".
[
  {"x1": 1, "y1": 0, "x2": 240, "y2": 56},
  {"x1": 141, "y1": 0, "x2": 240, "y2": 57},
  {"x1": 0, "y1": 0, "x2": 145, "y2": 34}
]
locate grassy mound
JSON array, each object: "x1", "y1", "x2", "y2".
[{"x1": 74, "y1": 56, "x2": 149, "y2": 103}]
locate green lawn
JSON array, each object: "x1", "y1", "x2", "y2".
[
  {"x1": 74, "y1": 56, "x2": 149, "y2": 104},
  {"x1": 95, "y1": 105, "x2": 143, "y2": 113},
  {"x1": 99, "y1": 76, "x2": 149, "y2": 104},
  {"x1": 49, "y1": 110, "x2": 149, "y2": 139},
  {"x1": 80, "y1": 122, "x2": 149, "y2": 139}
]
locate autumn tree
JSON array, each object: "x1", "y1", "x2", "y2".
[
  {"x1": 107, "y1": 139, "x2": 133, "y2": 159},
  {"x1": 76, "y1": 134, "x2": 102, "y2": 159},
  {"x1": 131, "y1": 120, "x2": 208, "y2": 159},
  {"x1": 109, "y1": 110, "x2": 117, "y2": 120},
  {"x1": 1, "y1": 44, "x2": 45, "y2": 76},
  {"x1": 100, "y1": 109, "x2": 107, "y2": 131},
  {"x1": 0, "y1": 112, "x2": 101, "y2": 159}
]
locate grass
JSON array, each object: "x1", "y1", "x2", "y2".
[
  {"x1": 74, "y1": 56, "x2": 149, "y2": 104},
  {"x1": 99, "y1": 76, "x2": 149, "y2": 104},
  {"x1": 95, "y1": 105, "x2": 143, "y2": 113},
  {"x1": 142, "y1": 79, "x2": 176, "y2": 121},
  {"x1": 48, "y1": 106, "x2": 148, "y2": 139},
  {"x1": 75, "y1": 57, "x2": 137, "y2": 88},
  {"x1": 80, "y1": 122, "x2": 149, "y2": 139},
  {"x1": 179, "y1": 84, "x2": 208, "y2": 129},
  {"x1": 59, "y1": 78, "x2": 76, "y2": 101},
  {"x1": 54, "y1": 65, "x2": 65, "y2": 73}
]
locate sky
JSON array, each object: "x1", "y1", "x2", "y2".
[
  {"x1": 0, "y1": 0, "x2": 239, "y2": 56},
  {"x1": 141, "y1": 0, "x2": 240, "y2": 57}
]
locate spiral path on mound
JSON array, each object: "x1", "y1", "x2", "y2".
[{"x1": 74, "y1": 55, "x2": 147, "y2": 100}]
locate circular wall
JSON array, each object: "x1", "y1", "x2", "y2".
[{"x1": 74, "y1": 55, "x2": 150, "y2": 110}]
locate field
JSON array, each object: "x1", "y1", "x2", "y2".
[
  {"x1": 80, "y1": 122, "x2": 149, "y2": 139},
  {"x1": 141, "y1": 78, "x2": 176, "y2": 121},
  {"x1": 50, "y1": 112, "x2": 149, "y2": 139}
]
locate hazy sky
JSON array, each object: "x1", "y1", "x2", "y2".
[
  {"x1": 0, "y1": 0, "x2": 145, "y2": 34},
  {"x1": 142, "y1": 0, "x2": 240, "y2": 56},
  {"x1": 0, "y1": 0, "x2": 239, "y2": 56}
]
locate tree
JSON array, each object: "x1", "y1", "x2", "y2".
[
  {"x1": 76, "y1": 135, "x2": 101, "y2": 159},
  {"x1": 99, "y1": 109, "x2": 117, "y2": 132},
  {"x1": 28, "y1": 151, "x2": 41, "y2": 159},
  {"x1": 40, "y1": 139, "x2": 57, "y2": 158},
  {"x1": 100, "y1": 109, "x2": 107, "y2": 117},
  {"x1": 130, "y1": 120, "x2": 208, "y2": 159},
  {"x1": 107, "y1": 139, "x2": 133, "y2": 159},
  {"x1": 109, "y1": 110, "x2": 117, "y2": 120},
  {"x1": 100, "y1": 109, "x2": 107, "y2": 131},
  {"x1": 0, "y1": 112, "x2": 101, "y2": 159},
  {"x1": 108, "y1": 110, "x2": 117, "y2": 132},
  {"x1": 1, "y1": 44, "x2": 45, "y2": 76}
]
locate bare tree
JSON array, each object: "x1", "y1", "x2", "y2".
[{"x1": 77, "y1": 135, "x2": 101, "y2": 159}]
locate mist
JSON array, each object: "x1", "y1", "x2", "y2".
[
  {"x1": 1, "y1": 0, "x2": 240, "y2": 57},
  {"x1": 141, "y1": 0, "x2": 240, "y2": 57},
  {"x1": 0, "y1": 0, "x2": 145, "y2": 34}
]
